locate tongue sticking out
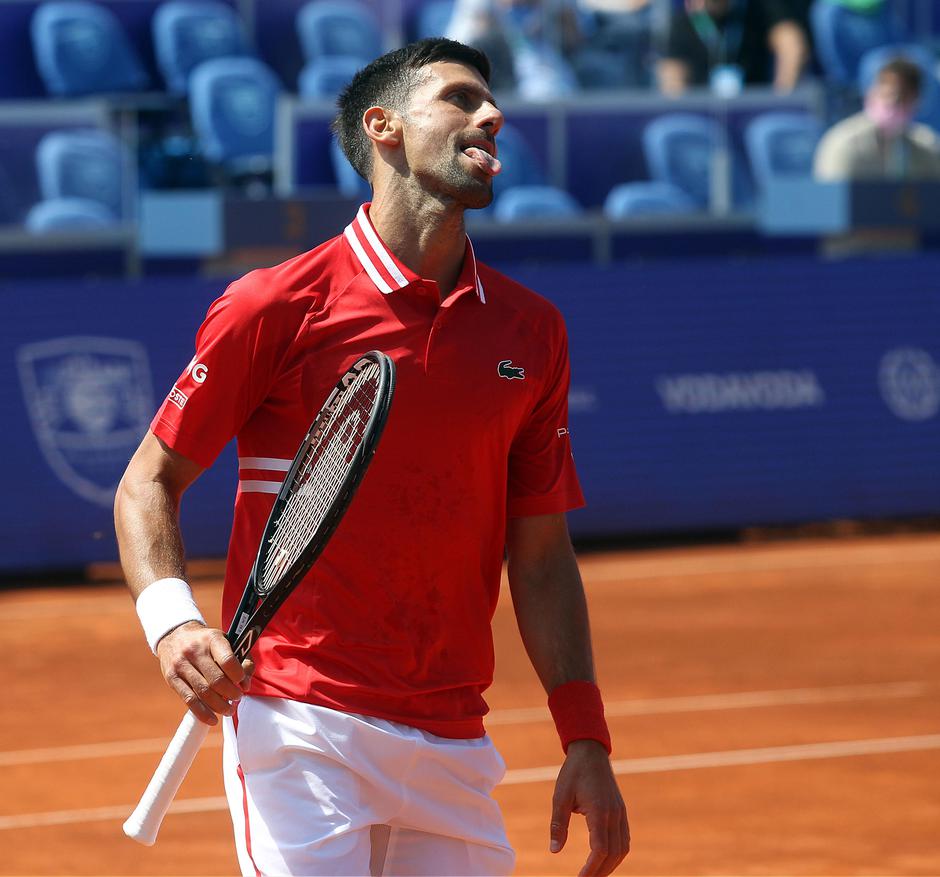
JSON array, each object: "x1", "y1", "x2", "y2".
[{"x1": 463, "y1": 146, "x2": 502, "y2": 176}]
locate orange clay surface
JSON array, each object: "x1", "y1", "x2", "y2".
[{"x1": 1, "y1": 533, "x2": 939, "y2": 875}]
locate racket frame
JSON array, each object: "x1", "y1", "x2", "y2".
[{"x1": 227, "y1": 350, "x2": 395, "y2": 660}]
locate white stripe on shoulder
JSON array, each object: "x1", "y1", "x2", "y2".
[
  {"x1": 356, "y1": 205, "x2": 409, "y2": 288},
  {"x1": 344, "y1": 225, "x2": 393, "y2": 294},
  {"x1": 239, "y1": 480, "x2": 281, "y2": 494},
  {"x1": 238, "y1": 457, "x2": 292, "y2": 471}
]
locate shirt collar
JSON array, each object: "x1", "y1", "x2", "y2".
[{"x1": 343, "y1": 203, "x2": 486, "y2": 303}]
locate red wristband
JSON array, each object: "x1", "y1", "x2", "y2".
[{"x1": 547, "y1": 680, "x2": 612, "y2": 755}]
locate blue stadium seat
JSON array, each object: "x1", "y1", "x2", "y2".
[
  {"x1": 299, "y1": 56, "x2": 361, "y2": 99},
  {"x1": 36, "y1": 129, "x2": 128, "y2": 218},
  {"x1": 493, "y1": 185, "x2": 582, "y2": 221},
  {"x1": 810, "y1": 0, "x2": 900, "y2": 86},
  {"x1": 643, "y1": 113, "x2": 752, "y2": 209},
  {"x1": 330, "y1": 137, "x2": 371, "y2": 199},
  {"x1": 603, "y1": 182, "x2": 699, "y2": 217},
  {"x1": 744, "y1": 113, "x2": 824, "y2": 186},
  {"x1": 411, "y1": 0, "x2": 455, "y2": 40},
  {"x1": 296, "y1": 0, "x2": 382, "y2": 65},
  {"x1": 25, "y1": 197, "x2": 117, "y2": 233},
  {"x1": 153, "y1": 1, "x2": 251, "y2": 95},
  {"x1": 858, "y1": 43, "x2": 940, "y2": 128},
  {"x1": 189, "y1": 57, "x2": 282, "y2": 172},
  {"x1": 31, "y1": 1, "x2": 150, "y2": 96}
]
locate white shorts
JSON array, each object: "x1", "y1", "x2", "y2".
[{"x1": 221, "y1": 695, "x2": 515, "y2": 876}]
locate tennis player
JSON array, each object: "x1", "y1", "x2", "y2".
[{"x1": 116, "y1": 37, "x2": 628, "y2": 876}]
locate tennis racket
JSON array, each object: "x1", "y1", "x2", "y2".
[{"x1": 123, "y1": 350, "x2": 396, "y2": 846}]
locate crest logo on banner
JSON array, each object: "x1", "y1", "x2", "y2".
[
  {"x1": 878, "y1": 347, "x2": 940, "y2": 422},
  {"x1": 17, "y1": 337, "x2": 155, "y2": 506}
]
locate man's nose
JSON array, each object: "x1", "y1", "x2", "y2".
[{"x1": 477, "y1": 102, "x2": 504, "y2": 137}]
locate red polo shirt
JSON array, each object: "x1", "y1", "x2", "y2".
[{"x1": 152, "y1": 204, "x2": 584, "y2": 738}]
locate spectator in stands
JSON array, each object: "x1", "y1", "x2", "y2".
[
  {"x1": 578, "y1": 0, "x2": 656, "y2": 87},
  {"x1": 446, "y1": 0, "x2": 586, "y2": 97},
  {"x1": 656, "y1": 0, "x2": 810, "y2": 96},
  {"x1": 814, "y1": 57, "x2": 940, "y2": 180}
]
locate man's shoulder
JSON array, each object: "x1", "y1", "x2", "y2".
[
  {"x1": 824, "y1": 112, "x2": 875, "y2": 145},
  {"x1": 909, "y1": 122, "x2": 940, "y2": 151},
  {"x1": 221, "y1": 234, "x2": 346, "y2": 318},
  {"x1": 477, "y1": 262, "x2": 568, "y2": 333}
]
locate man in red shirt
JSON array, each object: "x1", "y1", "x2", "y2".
[{"x1": 116, "y1": 38, "x2": 628, "y2": 876}]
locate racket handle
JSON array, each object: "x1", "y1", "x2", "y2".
[{"x1": 123, "y1": 711, "x2": 210, "y2": 845}]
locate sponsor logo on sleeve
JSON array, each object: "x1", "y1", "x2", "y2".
[
  {"x1": 184, "y1": 356, "x2": 209, "y2": 385},
  {"x1": 168, "y1": 385, "x2": 189, "y2": 410}
]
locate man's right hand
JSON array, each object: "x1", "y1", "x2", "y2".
[{"x1": 156, "y1": 622, "x2": 254, "y2": 725}]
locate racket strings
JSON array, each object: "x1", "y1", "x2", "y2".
[
  {"x1": 265, "y1": 369, "x2": 377, "y2": 585},
  {"x1": 259, "y1": 365, "x2": 379, "y2": 594}
]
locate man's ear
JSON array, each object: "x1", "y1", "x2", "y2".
[{"x1": 363, "y1": 106, "x2": 402, "y2": 148}]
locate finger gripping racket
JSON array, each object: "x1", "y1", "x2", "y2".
[{"x1": 124, "y1": 351, "x2": 396, "y2": 845}]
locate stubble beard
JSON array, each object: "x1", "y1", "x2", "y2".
[{"x1": 422, "y1": 150, "x2": 494, "y2": 211}]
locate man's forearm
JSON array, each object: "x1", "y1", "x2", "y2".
[
  {"x1": 114, "y1": 432, "x2": 203, "y2": 601},
  {"x1": 506, "y1": 521, "x2": 596, "y2": 693},
  {"x1": 115, "y1": 474, "x2": 187, "y2": 600},
  {"x1": 769, "y1": 21, "x2": 808, "y2": 92}
]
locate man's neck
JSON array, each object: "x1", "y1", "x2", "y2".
[{"x1": 369, "y1": 189, "x2": 469, "y2": 299}]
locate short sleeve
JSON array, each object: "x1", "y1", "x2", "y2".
[
  {"x1": 662, "y1": 12, "x2": 696, "y2": 60},
  {"x1": 659, "y1": 13, "x2": 709, "y2": 85},
  {"x1": 507, "y1": 319, "x2": 585, "y2": 518},
  {"x1": 150, "y1": 276, "x2": 302, "y2": 468}
]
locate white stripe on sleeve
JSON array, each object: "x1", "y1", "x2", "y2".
[
  {"x1": 239, "y1": 480, "x2": 281, "y2": 494},
  {"x1": 238, "y1": 457, "x2": 292, "y2": 471}
]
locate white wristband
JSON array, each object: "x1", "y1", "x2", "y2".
[{"x1": 135, "y1": 577, "x2": 206, "y2": 654}]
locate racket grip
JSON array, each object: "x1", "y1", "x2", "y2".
[{"x1": 123, "y1": 711, "x2": 210, "y2": 845}]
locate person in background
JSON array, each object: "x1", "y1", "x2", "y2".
[
  {"x1": 814, "y1": 57, "x2": 940, "y2": 180},
  {"x1": 446, "y1": 0, "x2": 586, "y2": 97},
  {"x1": 577, "y1": 0, "x2": 657, "y2": 87},
  {"x1": 656, "y1": 0, "x2": 809, "y2": 96}
]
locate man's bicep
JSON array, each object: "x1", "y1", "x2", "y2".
[{"x1": 506, "y1": 513, "x2": 575, "y2": 577}]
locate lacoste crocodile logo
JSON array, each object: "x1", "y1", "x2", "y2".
[{"x1": 498, "y1": 360, "x2": 525, "y2": 380}]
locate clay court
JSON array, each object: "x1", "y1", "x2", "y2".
[{"x1": 2, "y1": 532, "x2": 939, "y2": 875}]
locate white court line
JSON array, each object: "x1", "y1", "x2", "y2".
[
  {"x1": 0, "y1": 735, "x2": 222, "y2": 767},
  {"x1": 0, "y1": 682, "x2": 929, "y2": 767},
  {"x1": 2, "y1": 734, "x2": 940, "y2": 831},
  {"x1": 486, "y1": 681, "x2": 928, "y2": 725},
  {"x1": 501, "y1": 733, "x2": 940, "y2": 785},
  {"x1": 0, "y1": 796, "x2": 229, "y2": 831}
]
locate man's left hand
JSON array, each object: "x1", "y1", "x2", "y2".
[{"x1": 550, "y1": 739, "x2": 629, "y2": 876}]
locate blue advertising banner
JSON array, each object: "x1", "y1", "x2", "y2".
[
  {"x1": 3, "y1": 253, "x2": 940, "y2": 571},
  {"x1": 506, "y1": 255, "x2": 940, "y2": 536},
  {"x1": 1, "y1": 275, "x2": 233, "y2": 571}
]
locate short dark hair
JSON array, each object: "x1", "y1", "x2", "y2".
[
  {"x1": 878, "y1": 57, "x2": 923, "y2": 101},
  {"x1": 332, "y1": 38, "x2": 491, "y2": 182}
]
